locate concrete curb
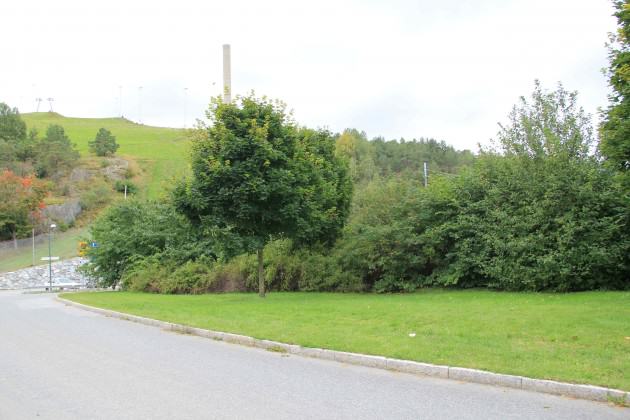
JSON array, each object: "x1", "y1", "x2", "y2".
[{"x1": 56, "y1": 295, "x2": 630, "y2": 405}]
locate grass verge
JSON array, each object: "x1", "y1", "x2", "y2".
[
  {"x1": 0, "y1": 227, "x2": 86, "y2": 273},
  {"x1": 62, "y1": 290, "x2": 630, "y2": 391}
]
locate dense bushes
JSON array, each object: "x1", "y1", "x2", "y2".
[
  {"x1": 83, "y1": 82, "x2": 630, "y2": 293},
  {"x1": 86, "y1": 157, "x2": 630, "y2": 293},
  {"x1": 83, "y1": 200, "x2": 225, "y2": 287},
  {"x1": 79, "y1": 180, "x2": 113, "y2": 210},
  {"x1": 207, "y1": 154, "x2": 629, "y2": 293},
  {"x1": 339, "y1": 156, "x2": 630, "y2": 292},
  {"x1": 122, "y1": 257, "x2": 222, "y2": 294},
  {"x1": 85, "y1": 150, "x2": 630, "y2": 293}
]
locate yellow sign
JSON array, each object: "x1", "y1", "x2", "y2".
[{"x1": 78, "y1": 241, "x2": 88, "y2": 256}]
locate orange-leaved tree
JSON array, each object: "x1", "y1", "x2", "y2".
[{"x1": 0, "y1": 170, "x2": 48, "y2": 243}]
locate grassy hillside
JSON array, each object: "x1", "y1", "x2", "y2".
[{"x1": 22, "y1": 113, "x2": 189, "y2": 199}]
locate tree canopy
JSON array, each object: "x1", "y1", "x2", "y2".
[
  {"x1": 600, "y1": 1, "x2": 630, "y2": 179},
  {"x1": 174, "y1": 94, "x2": 352, "y2": 296},
  {"x1": 493, "y1": 80, "x2": 594, "y2": 159},
  {"x1": 0, "y1": 103, "x2": 27, "y2": 142},
  {"x1": 34, "y1": 124, "x2": 80, "y2": 177},
  {"x1": 0, "y1": 170, "x2": 48, "y2": 242},
  {"x1": 89, "y1": 128, "x2": 119, "y2": 157}
]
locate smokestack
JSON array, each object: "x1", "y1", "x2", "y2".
[{"x1": 222, "y1": 44, "x2": 232, "y2": 104}]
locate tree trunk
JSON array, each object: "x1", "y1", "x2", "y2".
[{"x1": 258, "y1": 247, "x2": 265, "y2": 298}]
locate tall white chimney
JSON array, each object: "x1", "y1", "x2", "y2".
[{"x1": 222, "y1": 44, "x2": 232, "y2": 104}]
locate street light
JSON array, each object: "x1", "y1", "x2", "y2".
[{"x1": 48, "y1": 223, "x2": 56, "y2": 291}]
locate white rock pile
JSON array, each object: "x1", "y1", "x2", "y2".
[{"x1": 0, "y1": 258, "x2": 90, "y2": 290}]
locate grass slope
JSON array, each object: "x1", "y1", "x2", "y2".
[
  {"x1": 22, "y1": 113, "x2": 189, "y2": 199},
  {"x1": 63, "y1": 290, "x2": 630, "y2": 391},
  {"x1": 0, "y1": 227, "x2": 87, "y2": 273}
]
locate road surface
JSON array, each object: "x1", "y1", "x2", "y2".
[{"x1": 0, "y1": 290, "x2": 627, "y2": 419}]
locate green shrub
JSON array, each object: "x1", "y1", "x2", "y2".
[
  {"x1": 114, "y1": 180, "x2": 138, "y2": 195},
  {"x1": 209, "y1": 239, "x2": 362, "y2": 293},
  {"x1": 336, "y1": 156, "x2": 630, "y2": 292},
  {"x1": 83, "y1": 200, "x2": 226, "y2": 287},
  {"x1": 124, "y1": 168, "x2": 135, "y2": 179},
  {"x1": 159, "y1": 259, "x2": 215, "y2": 294},
  {"x1": 79, "y1": 181, "x2": 112, "y2": 210},
  {"x1": 121, "y1": 257, "x2": 165, "y2": 292}
]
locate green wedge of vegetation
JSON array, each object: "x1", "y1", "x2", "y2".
[
  {"x1": 21, "y1": 113, "x2": 189, "y2": 199},
  {"x1": 62, "y1": 290, "x2": 630, "y2": 391}
]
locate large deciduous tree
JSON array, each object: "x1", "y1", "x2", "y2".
[
  {"x1": 600, "y1": 1, "x2": 630, "y2": 180},
  {"x1": 494, "y1": 80, "x2": 594, "y2": 159},
  {"x1": 174, "y1": 95, "x2": 352, "y2": 297}
]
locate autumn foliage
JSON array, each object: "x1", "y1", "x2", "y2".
[{"x1": 0, "y1": 169, "x2": 48, "y2": 241}]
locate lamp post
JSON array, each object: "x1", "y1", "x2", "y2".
[{"x1": 48, "y1": 223, "x2": 56, "y2": 290}]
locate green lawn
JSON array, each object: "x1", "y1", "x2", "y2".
[
  {"x1": 22, "y1": 113, "x2": 189, "y2": 199},
  {"x1": 0, "y1": 227, "x2": 86, "y2": 273},
  {"x1": 62, "y1": 290, "x2": 630, "y2": 391}
]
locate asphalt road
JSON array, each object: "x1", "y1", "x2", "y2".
[{"x1": 0, "y1": 291, "x2": 627, "y2": 420}]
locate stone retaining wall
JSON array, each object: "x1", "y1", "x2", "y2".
[{"x1": 0, "y1": 258, "x2": 89, "y2": 289}]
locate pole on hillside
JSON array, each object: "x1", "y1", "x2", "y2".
[
  {"x1": 223, "y1": 44, "x2": 232, "y2": 104},
  {"x1": 138, "y1": 86, "x2": 143, "y2": 124},
  {"x1": 32, "y1": 228, "x2": 35, "y2": 266},
  {"x1": 124, "y1": 184, "x2": 127, "y2": 199},
  {"x1": 184, "y1": 87, "x2": 188, "y2": 128},
  {"x1": 423, "y1": 161, "x2": 429, "y2": 187},
  {"x1": 118, "y1": 85, "x2": 123, "y2": 117}
]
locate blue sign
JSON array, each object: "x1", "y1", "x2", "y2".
[{"x1": 90, "y1": 241, "x2": 99, "y2": 248}]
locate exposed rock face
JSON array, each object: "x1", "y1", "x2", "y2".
[
  {"x1": 43, "y1": 199, "x2": 82, "y2": 225},
  {"x1": 101, "y1": 158, "x2": 129, "y2": 181},
  {"x1": 69, "y1": 168, "x2": 95, "y2": 183},
  {"x1": 0, "y1": 258, "x2": 91, "y2": 289}
]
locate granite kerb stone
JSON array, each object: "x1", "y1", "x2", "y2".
[{"x1": 448, "y1": 366, "x2": 523, "y2": 389}]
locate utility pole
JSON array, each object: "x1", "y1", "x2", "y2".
[
  {"x1": 118, "y1": 85, "x2": 123, "y2": 117},
  {"x1": 35, "y1": 98, "x2": 42, "y2": 112},
  {"x1": 138, "y1": 86, "x2": 143, "y2": 124},
  {"x1": 423, "y1": 161, "x2": 429, "y2": 188},
  {"x1": 184, "y1": 87, "x2": 188, "y2": 128},
  {"x1": 47, "y1": 98, "x2": 54, "y2": 112},
  {"x1": 223, "y1": 44, "x2": 232, "y2": 104}
]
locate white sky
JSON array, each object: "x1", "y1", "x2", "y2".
[{"x1": 0, "y1": 0, "x2": 616, "y2": 151}]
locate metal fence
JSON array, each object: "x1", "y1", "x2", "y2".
[
  {"x1": 0, "y1": 233, "x2": 48, "y2": 251},
  {"x1": 0, "y1": 231, "x2": 66, "y2": 270}
]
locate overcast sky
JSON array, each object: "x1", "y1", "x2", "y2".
[{"x1": 1, "y1": 0, "x2": 616, "y2": 151}]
